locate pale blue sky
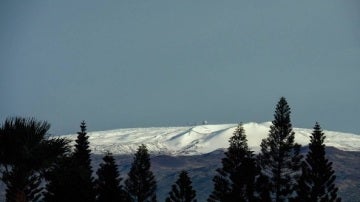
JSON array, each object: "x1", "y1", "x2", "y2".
[{"x1": 1, "y1": 0, "x2": 359, "y2": 135}]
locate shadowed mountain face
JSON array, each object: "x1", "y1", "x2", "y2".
[
  {"x1": 325, "y1": 148, "x2": 360, "y2": 201},
  {"x1": 0, "y1": 147, "x2": 357, "y2": 201},
  {"x1": 90, "y1": 147, "x2": 360, "y2": 202},
  {"x1": 90, "y1": 150, "x2": 223, "y2": 201}
]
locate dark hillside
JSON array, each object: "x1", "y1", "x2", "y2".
[{"x1": 92, "y1": 147, "x2": 360, "y2": 201}]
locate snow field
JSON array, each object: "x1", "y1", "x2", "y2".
[{"x1": 60, "y1": 122, "x2": 360, "y2": 155}]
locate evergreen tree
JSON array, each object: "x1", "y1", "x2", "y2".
[
  {"x1": 73, "y1": 120, "x2": 93, "y2": 173},
  {"x1": 0, "y1": 117, "x2": 69, "y2": 202},
  {"x1": 43, "y1": 156, "x2": 78, "y2": 202},
  {"x1": 72, "y1": 120, "x2": 96, "y2": 201},
  {"x1": 257, "y1": 97, "x2": 302, "y2": 201},
  {"x1": 296, "y1": 123, "x2": 341, "y2": 202},
  {"x1": 125, "y1": 144, "x2": 157, "y2": 202},
  {"x1": 44, "y1": 121, "x2": 95, "y2": 202},
  {"x1": 207, "y1": 175, "x2": 231, "y2": 202},
  {"x1": 96, "y1": 152, "x2": 129, "y2": 202},
  {"x1": 166, "y1": 170, "x2": 197, "y2": 202},
  {"x1": 254, "y1": 174, "x2": 272, "y2": 202},
  {"x1": 208, "y1": 124, "x2": 258, "y2": 202}
]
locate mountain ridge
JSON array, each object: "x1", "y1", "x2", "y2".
[{"x1": 59, "y1": 122, "x2": 360, "y2": 155}]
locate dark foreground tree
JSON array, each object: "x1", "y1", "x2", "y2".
[
  {"x1": 73, "y1": 121, "x2": 93, "y2": 172},
  {"x1": 296, "y1": 123, "x2": 341, "y2": 202},
  {"x1": 44, "y1": 121, "x2": 95, "y2": 202},
  {"x1": 0, "y1": 117, "x2": 69, "y2": 202},
  {"x1": 96, "y1": 152, "x2": 129, "y2": 202},
  {"x1": 44, "y1": 156, "x2": 77, "y2": 202},
  {"x1": 208, "y1": 123, "x2": 257, "y2": 202},
  {"x1": 71, "y1": 120, "x2": 95, "y2": 201},
  {"x1": 166, "y1": 170, "x2": 197, "y2": 202},
  {"x1": 257, "y1": 97, "x2": 302, "y2": 201},
  {"x1": 125, "y1": 144, "x2": 157, "y2": 202}
]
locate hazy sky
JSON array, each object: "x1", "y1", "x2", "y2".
[{"x1": 1, "y1": 0, "x2": 359, "y2": 135}]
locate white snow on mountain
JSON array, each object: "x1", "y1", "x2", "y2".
[{"x1": 60, "y1": 122, "x2": 360, "y2": 155}]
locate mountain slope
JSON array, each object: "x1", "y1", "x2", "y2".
[
  {"x1": 61, "y1": 122, "x2": 360, "y2": 155},
  {"x1": 58, "y1": 122, "x2": 360, "y2": 201}
]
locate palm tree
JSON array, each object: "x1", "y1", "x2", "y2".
[{"x1": 0, "y1": 117, "x2": 69, "y2": 202}]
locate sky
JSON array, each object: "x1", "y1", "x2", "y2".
[{"x1": 1, "y1": 0, "x2": 359, "y2": 135}]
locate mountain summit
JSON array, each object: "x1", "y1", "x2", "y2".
[{"x1": 61, "y1": 122, "x2": 360, "y2": 155}]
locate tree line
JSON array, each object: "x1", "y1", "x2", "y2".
[{"x1": 0, "y1": 97, "x2": 341, "y2": 202}]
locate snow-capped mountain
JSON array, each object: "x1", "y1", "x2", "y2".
[
  {"x1": 60, "y1": 122, "x2": 360, "y2": 155},
  {"x1": 55, "y1": 122, "x2": 360, "y2": 201}
]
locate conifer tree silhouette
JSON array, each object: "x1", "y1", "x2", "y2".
[
  {"x1": 166, "y1": 170, "x2": 197, "y2": 202},
  {"x1": 296, "y1": 123, "x2": 341, "y2": 201},
  {"x1": 257, "y1": 97, "x2": 302, "y2": 201},
  {"x1": 125, "y1": 144, "x2": 157, "y2": 202},
  {"x1": 96, "y1": 152, "x2": 129, "y2": 202},
  {"x1": 44, "y1": 121, "x2": 95, "y2": 202},
  {"x1": 208, "y1": 124, "x2": 257, "y2": 202},
  {"x1": 72, "y1": 121, "x2": 96, "y2": 201},
  {"x1": 44, "y1": 156, "x2": 76, "y2": 202}
]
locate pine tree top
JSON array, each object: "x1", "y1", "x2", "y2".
[
  {"x1": 96, "y1": 154, "x2": 120, "y2": 185},
  {"x1": 80, "y1": 120, "x2": 86, "y2": 133},
  {"x1": 74, "y1": 121, "x2": 91, "y2": 155},
  {"x1": 166, "y1": 170, "x2": 197, "y2": 202},
  {"x1": 228, "y1": 123, "x2": 249, "y2": 152},
  {"x1": 309, "y1": 122, "x2": 326, "y2": 148},
  {"x1": 97, "y1": 152, "x2": 118, "y2": 175},
  {"x1": 77, "y1": 120, "x2": 87, "y2": 138},
  {"x1": 272, "y1": 97, "x2": 292, "y2": 128},
  {"x1": 102, "y1": 152, "x2": 115, "y2": 164},
  {"x1": 132, "y1": 144, "x2": 151, "y2": 168}
]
